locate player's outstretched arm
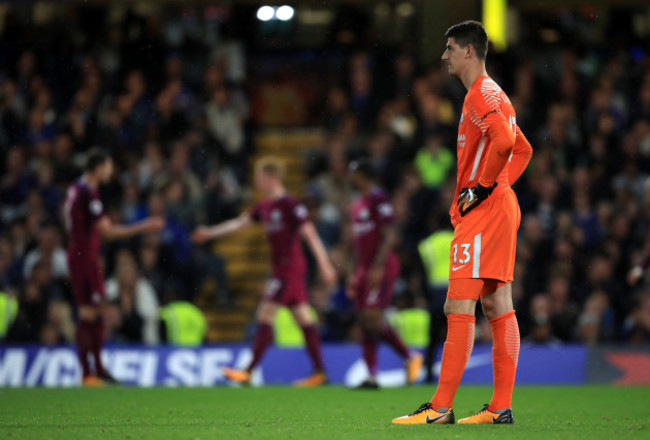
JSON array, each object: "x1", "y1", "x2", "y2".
[
  {"x1": 191, "y1": 213, "x2": 251, "y2": 244},
  {"x1": 508, "y1": 125, "x2": 533, "y2": 185},
  {"x1": 299, "y1": 222, "x2": 337, "y2": 286},
  {"x1": 97, "y1": 216, "x2": 165, "y2": 241}
]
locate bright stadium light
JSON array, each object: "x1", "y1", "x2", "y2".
[
  {"x1": 275, "y1": 5, "x2": 295, "y2": 21},
  {"x1": 483, "y1": 0, "x2": 508, "y2": 52},
  {"x1": 257, "y1": 6, "x2": 275, "y2": 22}
]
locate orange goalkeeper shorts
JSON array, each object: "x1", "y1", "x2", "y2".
[
  {"x1": 447, "y1": 278, "x2": 510, "y2": 300},
  {"x1": 448, "y1": 187, "x2": 521, "y2": 285}
]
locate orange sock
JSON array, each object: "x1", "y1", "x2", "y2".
[
  {"x1": 488, "y1": 310, "x2": 519, "y2": 411},
  {"x1": 431, "y1": 313, "x2": 475, "y2": 410}
]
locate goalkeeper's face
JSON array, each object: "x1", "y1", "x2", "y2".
[{"x1": 441, "y1": 38, "x2": 467, "y2": 77}]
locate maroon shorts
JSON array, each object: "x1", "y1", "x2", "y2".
[
  {"x1": 353, "y1": 268, "x2": 398, "y2": 310},
  {"x1": 262, "y1": 273, "x2": 308, "y2": 308},
  {"x1": 68, "y1": 257, "x2": 105, "y2": 307}
]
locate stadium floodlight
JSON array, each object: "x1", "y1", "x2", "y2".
[
  {"x1": 275, "y1": 5, "x2": 295, "y2": 21},
  {"x1": 257, "y1": 6, "x2": 275, "y2": 22}
]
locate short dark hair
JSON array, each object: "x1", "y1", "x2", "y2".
[
  {"x1": 255, "y1": 156, "x2": 286, "y2": 180},
  {"x1": 349, "y1": 158, "x2": 377, "y2": 180},
  {"x1": 85, "y1": 148, "x2": 110, "y2": 172},
  {"x1": 444, "y1": 20, "x2": 488, "y2": 60}
]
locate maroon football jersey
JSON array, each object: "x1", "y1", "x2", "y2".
[
  {"x1": 250, "y1": 194, "x2": 308, "y2": 278},
  {"x1": 63, "y1": 178, "x2": 104, "y2": 261},
  {"x1": 351, "y1": 188, "x2": 399, "y2": 272}
]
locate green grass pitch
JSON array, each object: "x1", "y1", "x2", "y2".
[{"x1": 1, "y1": 385, "x2": 649, "y2": 439}]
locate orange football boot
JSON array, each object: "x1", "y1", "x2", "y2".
[
  {"x1": 457, "y1": 404, "x2": 514, "y2": 424},
  {"x1": 293, "y1": 371, "x2": 328, "y2": 387},
  {"x1": 391, "y1": 403, "x2": 455, "y2": 425},
  {"x1": 406, "y1": 352, "x2": 423, "y2": 385},
  {"x1": 222, "y1": 368, "x2": 251, "y2": 384},
  {"x1": 81, "y1": 376, "x2": 105, "y2": 387}
]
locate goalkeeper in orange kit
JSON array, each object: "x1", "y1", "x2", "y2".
[{"x1": 392, "y1": 21, "x2": 533, "y2": 425}]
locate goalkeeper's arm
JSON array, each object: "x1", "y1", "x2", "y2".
[
  {"x1": 509, "y1": 126, "x2": 533, "y2": 185},
  {"x1": 458, "y1": 119, "x2": 515, "y2": 216},
  {"x1": 478, "y1": 119, "x2": 515, "y2": 188}
]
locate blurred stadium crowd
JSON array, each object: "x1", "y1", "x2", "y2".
[{"x1": 1, "y1": 6, "x2": 650, "y2": 347}]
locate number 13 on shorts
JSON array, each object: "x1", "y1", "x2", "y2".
[{"x1": 450, "y1": 232, "x2": 482, "y2": 278}]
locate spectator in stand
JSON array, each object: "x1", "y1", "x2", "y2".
[
  {"x1": 22, "y1": 224, "x2": 68, "y2": 280},
  {"x1": 623, "y1": 291, "x2": 650, "y2": 343},
  {"x1": 348, "y1": 53, "x2": 376, "y2": 128},
  {"x1": 322, "y1": 87, "x2": 350, "y2": 134},
  {"x1": 205, "y1": 84, "x2": 247, "y2": 180},
  {"x1": 413, "y1": 131, "x2": 455, "y2": 192},
  {"x1": 1, "y1": 149, "x2": 35, "y2": 222},
  {"x1": 105, "y1": 253, "x2": 159, "y2": 345},
  {"x1": 547, "y1": 275, "x2": 579, "y2": 341},
  {"x1": 522, "y1": 294, "x2": 562, "y2": 345},
  {"x1": 159, "y1": 292, "x2": 207, "y2": 346},
  {"x1": 577, "y1": 290, "x2": 615, "y2": 344},
  {"x1": 7, "y1": 259, "x2": 73, "y2": 344},
  {"x1": 153, "y1": 141, "x2": 204, "y2": 207}
]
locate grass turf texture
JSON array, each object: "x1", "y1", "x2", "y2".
[{"x1": 1, "y1": 386, "x2": 649, "y2": 439}]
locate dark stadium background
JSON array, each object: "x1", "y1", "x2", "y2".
[{"x1": 0, "y1": 0, "x2": 649, "y2": 386}]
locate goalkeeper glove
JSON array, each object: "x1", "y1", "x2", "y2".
[{"x1": 457, "y1": 182, "x2": 497, "y2": 217}]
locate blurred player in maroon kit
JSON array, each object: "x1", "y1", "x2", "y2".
[
  {"x1": 348, "y1": 159, "x2": 423, "y2": 389},
  {"x1": 64, "y1": 149, "x2": 164, "y2": 386},
  {"x1": 192, "y1": 156, "x2": 337, "y2": 386}
]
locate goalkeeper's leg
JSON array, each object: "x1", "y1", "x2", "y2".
[
  {"x1": 482, "y1": 283, "x2": 519, "y2": 412},
  {"x1": 459, "y1": 283, "x2": 519, "y2": 424}
]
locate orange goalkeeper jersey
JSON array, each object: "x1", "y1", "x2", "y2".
[{"x1": 450, "y1": 75, "x2": 517, "y2": 227}]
